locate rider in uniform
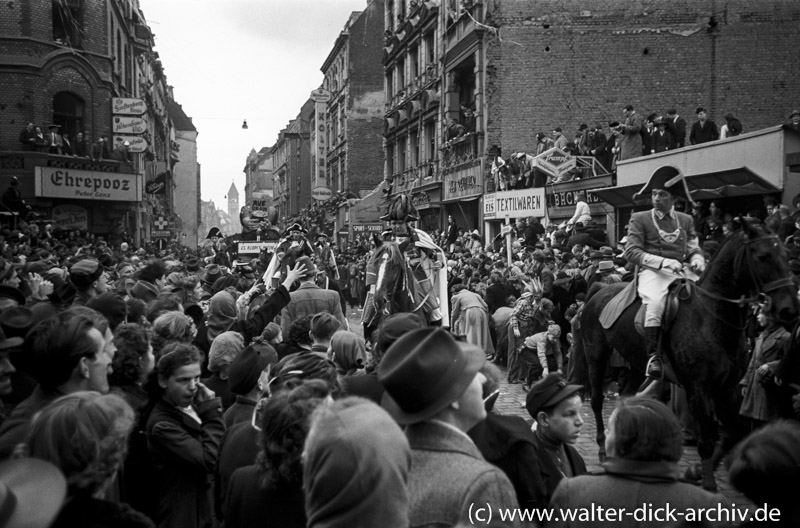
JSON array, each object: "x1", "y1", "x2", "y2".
[
  {"x1": 624, "y1": 166, "x2": 706, "y2": 379},
  {"x1": 364, "y1": 195, "x2": 442, "y2": 327}
]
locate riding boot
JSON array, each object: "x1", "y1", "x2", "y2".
[{"x1": 645, "y1": 326, "x2": 664, "y2": 380}]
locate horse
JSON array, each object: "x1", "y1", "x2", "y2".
[
  {"x1": 574, "y1": 217, "x2": 800, "y2": 491},
  {"x1": 363, "y1": 241, "x2": 429, "y2": 341}
]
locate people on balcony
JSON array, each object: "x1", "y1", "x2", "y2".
[
  {"x1": 46, "y1": 124, "x2": 63, "y2": 155},
  {"x1": 18, "y1": 123, "x2": 36, "y2": 151},
  {"x1": 73, "y1": 132, "x2": 90, "y2": 158}
]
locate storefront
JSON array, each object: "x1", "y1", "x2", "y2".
[
  {"x1": 347, "y1": 185, "x2": 385, "y2": 245},
  {"x1": 546, "y1": 174, "x2": 616, "y2": 231},
  {"x1": 33, "y1": 166, "x2": 143, "y2": 235},
  {"x1": 412, "y1": 185, "x2": 442, "y2": 233},
  {"x1": 592, "y1": 125, "x2": 800, "y2": 243}
]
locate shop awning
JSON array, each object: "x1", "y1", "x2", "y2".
[{"x1": 591, "y1": 166, "x2": 779, "y2": 208}]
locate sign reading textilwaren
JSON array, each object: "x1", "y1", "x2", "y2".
[
  {"x1": 35, "y1": 167, "x2": 142, "y2": 202},
  {"x1": 484, "y1": 188, "x2": 546, "y2": 220}
]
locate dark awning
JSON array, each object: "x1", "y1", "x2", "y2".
[{"x1": 591, "y1": 166, "x2": 779, "y2": 208}]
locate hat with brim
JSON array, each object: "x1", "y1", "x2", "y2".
[
  {"x1": 0, "y1": 326, "x2": 22, "y2": 351},
  {"x1": 295, "y1": 256, "x2": 318, "y2": 279},
  {"x1": 206, "y1": 227, "x2": 221, "y2": 239},
  {"x1": 378, "y1": 328, "x2": 485, "y2": 425},
  {"x1": 526, "y1": 373, "x2": 583, "y2": 417},
  {"x1": 0, "y1": 286, "x2": 25, "y2": 308},
  {"x1": 596, "y1": 260, "x2": 615, "y2": 273},
  {"x1": 633, "y1": 165, "x2": 695, "y2": 205},
  {"x1": 790, "y1": 110, "x2": 800, "y2": 119},
  {"x1": 0, "y1": 458, "x2": 67, "y2": 528},
  {"x1": 283, "y1": 223, "x2": 307, "y2": 235},
  {"x1": 0, "y1": 307, "x2": 37, "y2": 340},
  {"x1": 201, "y1": 264, "x2": 222, "y2": 286},
  {"x1": 130, "y1": 280, "x2": 159, "y2": 303}
]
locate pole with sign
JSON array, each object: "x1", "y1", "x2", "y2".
[{"x1": 504, "y1": 217, "x2": 512, "y2": 267}]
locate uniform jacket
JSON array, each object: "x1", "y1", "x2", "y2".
[
  {"x1": 624, "y1": 209, "x2": 701, "y2": 269},
  {"x1": 146, "y1": 397, "x2": 224, "y2": 528},
  {"x1": 405, "y1": 420, "x2": 522, "y2": 528},
  {"x1": 548, "y1": 458, "x2": 733, "y2": 528},
  {"x1": 279, "y1": 282, "x2": 346, "y2": 337}
]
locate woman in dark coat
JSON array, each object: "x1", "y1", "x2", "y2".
[
  {"x1": 224, "y1": 380, "x2": 329, "y2": 528},
  {"x1": 548, "y1": 397, "x2": 729, "y2": 528},
  {"x1": 146, "y1": 343, "x2": 225, "y2": 528}
]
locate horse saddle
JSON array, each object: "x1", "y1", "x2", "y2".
[{"x1": 600, "y1": 277, "x2": 691, "y2": 334}]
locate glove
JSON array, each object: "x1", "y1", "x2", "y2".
[
  {"x1": 690, "y1": 256, "x2": 706, "y2": 274},
  {"x1": 661, "y1": 258, "x2": 683, "y2": 273}
]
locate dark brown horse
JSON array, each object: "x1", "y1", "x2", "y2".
[
  {"x1": 363, "y1": 242, "x2": 428, "y2": 340},
  {"x1": 575, "y1": 218, "x2": 799, "y2": 490}
]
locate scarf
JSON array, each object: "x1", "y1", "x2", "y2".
[
  {"x1": 207, "y1": 291, "x2": 237, "y2": 341},
  {"x1": 330, "y1": 331, "x2": 366, "y2": 375}
]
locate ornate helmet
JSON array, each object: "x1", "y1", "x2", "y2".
[{"x1": 380, "y1": 194, "x2": 418, "y2": 222}]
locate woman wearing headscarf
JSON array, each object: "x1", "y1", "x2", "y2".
[
  {"x1": 330, "y1": 330, "x2": 366, "y2": 394},
  {"x1": 202, "y1": 331, "x2": 245, "y2": 410},
  {"x1": 548, "y1": 396, "x2": 728, "y2": 528},
  {"x1": 204, "y1": 261, "x2": 307, "y2": 347},
  {"x1": 303, "y1": 397, "x2": 411, "y2": 528}
]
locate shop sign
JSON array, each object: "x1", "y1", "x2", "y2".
[
  {"x1": 238, "y1": 242, "x2": 278, "y2": 254},
  {"x1": 535, "y1": 148, "x2": 576, "y2": 179},
  {"x1": 312, "y1": 186, "x2": 332, "y2": 201},
  {"x1": 444, "y1": 161, "x2": 483, "y2": 201},
  {"x1": 411, "y1": 191, "x2": 430, "y2": 209},
  {"x1": 251, "y1": 191, "x2": 272, "y2": 212},
  {"x1": 352, "y1": 224, "x2": 383, "y2": 233},
  {"x1": 113, "y1": 135, "x2": 149, "y2": 153},
  {"x1": 112, "y1": 116, "x2": 147, "y2": 134},
  {"x1": 484, "y1": 188, "x2": 546, "y2": 220},
  {"x1": 112, "y1": 97, "x2": 146, "y2": 116},
  {"x1": 35, "y1": 167, "x2": 142, "y2": 202},
  {"x1": 145, "y1": 172, "x2": 167, "y2": 195},
  {"x1": 546, "y1": 189, "x2": 604, "y2": 208},
  {"x1": 152, "y1": 230, "x2": 172, "y2": 238},
  {"x1": 52, "y1": 204, "x2": 88, "y2": 230}
]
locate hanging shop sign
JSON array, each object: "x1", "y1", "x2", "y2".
[
  {"x1": 113, "y1": 135, "x2": 149, "y2": 153},
  {"x1": 352, "y1": 224, "x2": 383, "y2": 233},
  {"x1": 145, "y1": 172, "x2": 167, "y2": 195},
  {"x1": 52, "y1": 204, "x2": 89, "y2": 230},
  {"x1": 312, "y1": 186, "x2": 333, "y2": 201},
  {"x1": 35, "y1": 167, "x2": 142, "y2": 202},
  {"x1": 238, "y1": 242, "x2": 279, "y2": 255},
  {"x1": 484, "y1": 187, "x2": 546, "y2": 220},
  {"x1": 112, "y1": 116, "x2": 147, "y2": 134},
  {"x1": 112, "y1": 97, "x2": 146, "y2": 116}
]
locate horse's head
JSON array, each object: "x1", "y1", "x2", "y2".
[
  {"x1": 373, "y1": 242, "x2": 410, "y2": 315},
  {"x1": 726, "y1": 217, "x2": 799, "y2": 327}
]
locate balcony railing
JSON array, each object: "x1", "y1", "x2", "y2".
[
  {"x1": 0, "y1": 151, "x2": 134, "y2": 174},
  {"x1": 441, "y1": 132, "x2": 481, "y2": 175},
  {"x1": 390, "y1": 160, "x2": 442, "y2": 193}
]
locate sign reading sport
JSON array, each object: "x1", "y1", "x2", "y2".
[{"x1": 484, "y1": 188, "x2": 546, "y2": 220}]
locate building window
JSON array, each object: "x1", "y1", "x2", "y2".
[
  {"x1": 425, "y1": 121, "x2": 436, "y2": 160},
  {"x1": 397, "y1": 59, "x2": 405, "y2": 94},
  {"x1": 386, "y1": 0, "x2": 394, "y2": 31},
  {"x1": 410, "y1": 130, "x2": 419, "y2": 167},
  {"x1": 398, "y1": 135, "x2": 407, "y2": 173},
  {"x1": 424, "y1": 31, "x2": 435, "y2": 65},
  {"x1": 410, "y1": 45, "x2": 419, "y2": 79},
  {"x1": 116, "y1": 30, "x2": 122, "y2": 74},
  {"x1": 52, "y1": 92, "x2": 85, "y2": 140},
  {"x1": 387, "y1": 144, "x2": 395, "y2": 177},
  {"x1": 386, "y1": 69, "x2": 394, "y2": 99},
  {"x1": 53, "y1": 0, "x2": 83, "y2": 47}
]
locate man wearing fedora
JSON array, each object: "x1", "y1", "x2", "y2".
[
  {"x1": 279, "y1": 256, "x2": 346, "y2": 338},
  {"x1": 378, "y1": 328, "x2": 521, "y2": 527},
  {"x1": 624, "y1": 166, "x2": 705, "y2": 379},
  {"x1": 46, "y1": 124, "x2": 63, "y2": 155},
  {"x1": 788, "y1": 109, "x2": 800, "y2": 132}
]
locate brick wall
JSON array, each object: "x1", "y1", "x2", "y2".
[
  {"x1": 345, "y1": 0, "x2": 386, "y2": 194},
  {"x1": 0, "y1": 0, "x2": 115, "y2": 149},
  {"x1": 485, "y1": 0, "x2": 800, "y2": 154}
]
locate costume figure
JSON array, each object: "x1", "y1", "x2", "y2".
[{"x1": 623, "y1": 166, "x2": 706, "y2": 379}]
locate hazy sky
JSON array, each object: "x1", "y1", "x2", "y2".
[{"x1": 138, "y1": 0, "x2": 368, "y2": 208}]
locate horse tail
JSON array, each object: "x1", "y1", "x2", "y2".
[
  {"x1": 585, "y1": 281, "x2": 607, "y2": 301},
  {"x1": 568, "y1": 320, "x2": 590, "y2": 387}
]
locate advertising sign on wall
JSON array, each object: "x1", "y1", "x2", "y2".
[
  {"x1": 112, "y1": 116, "x2": 147, "y2": 134},
  {"x1": 484, "y1": 188, "x2": 546, "y2": 220},
  {"x1": 112, "y1": 98, "x2": 147, "y2": 115},
  {"x1": 113, "y1": 135, "x2": 149, "y2": 153},
  {"x1": 35, "y1": 167, "x2": 142, "y2": 202},
  {"x1": 443, "y1": 161, "x2": 484, "y2": 202},
  {"x1": 52, "y1": 204, "x2": 89, "y2": 230}
]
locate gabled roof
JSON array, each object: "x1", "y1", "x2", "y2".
[{"x1": 167, "y1": 100, "x2": 197, "y2": 132}]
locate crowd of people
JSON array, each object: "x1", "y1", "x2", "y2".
[
  {"x1": 0, "y1": 184, "x2": 796, "y2": 527},
  {"x1": 489, "y1": 107, "x2": 800, "y2": 190},
  {"x1": 17, "y1": 121, "x2": 132, "y2": 163}
]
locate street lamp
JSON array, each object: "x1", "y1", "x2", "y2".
[{"x1": 241, "y1": 119, "x2": 249, "y2": 130}]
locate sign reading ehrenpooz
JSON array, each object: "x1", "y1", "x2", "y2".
[
  {"x1": 35, "y1": 167, "x2": 142, "y2": 202},
  {"x1": 483, "y1": 188, "x2": 546, "y2": 220}
]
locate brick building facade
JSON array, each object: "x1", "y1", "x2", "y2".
[
  {"x1": 273, "y1": 100, "x2": 313, "y2": 219},
  {"x1": 0, "y1": 0, "x2": 187, "y2": 245},
  {"x1": 320, "y1": 2, "x2": 386, "y2": 242}
]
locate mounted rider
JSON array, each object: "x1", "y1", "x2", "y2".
[
  {"x1": 365, "y1": 195, "x2": 443, "y2": 326},
  {"x1": 263, "y1": 222, "x2": 315, "y2": 286},
  {"x1": 624, "y1": 166, "x2": 706, "y2": 379},
  {"x1": 314, "y1": 232, "x2": 338, "y2": 280}
]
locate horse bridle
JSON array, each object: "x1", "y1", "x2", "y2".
[{"x1": 734, "y1": 233, "x2": 796, "y2": 309}]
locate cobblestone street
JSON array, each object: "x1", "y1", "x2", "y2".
[{"x1": 346, "y1": 309, "x2": 751, "y2": 505}]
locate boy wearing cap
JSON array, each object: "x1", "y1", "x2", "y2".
[
  {"x1": 624, "y1": 166, "x2": 705, "y2": 379},
  {"x1": 378, "y1": 328, "x2": 521, "y2": 527},
  {"x1": 69, "y1": 259, "x2": 108, "y2": 306}
]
